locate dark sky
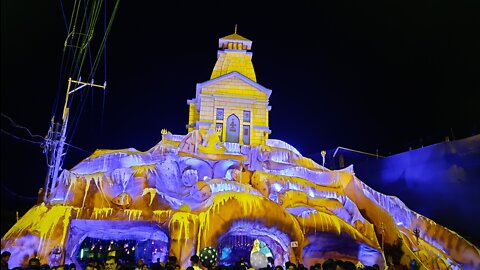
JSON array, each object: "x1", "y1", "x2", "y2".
[{"x1": 1, "y1": 1, "x2": 479, "y2": 221}]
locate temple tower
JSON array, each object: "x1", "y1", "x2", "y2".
[{"x1": 186, "y1": 29, "x2": 272, "y2": 146}]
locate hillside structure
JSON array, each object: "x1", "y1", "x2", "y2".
[{"x1": 2, "y1": 31, "x2": 479, "y2": 270}]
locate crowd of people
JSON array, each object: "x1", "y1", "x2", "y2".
[{"x1": 1, "y1": 251, "x2": 396, "y2": 270}]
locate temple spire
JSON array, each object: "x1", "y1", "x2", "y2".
[{"x1": 211, "y1": 29, "x2": 256, "y2": 81}]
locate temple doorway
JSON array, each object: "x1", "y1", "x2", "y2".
[
  {"x1": 76, "y1": 237, "x2": 168, "y2": 267},
  {"x1": 217, "y1": 236, "x2": 274, "y2": 266},
  {"x1": 226, "y1": 114, "x2": 240, "y2": 143},
  {"x1": 216, "y1": 221, "x2": 289, "y2": 267},
  {"x1": 65, "y1": 220, "x2": 170, "y2": 269}
]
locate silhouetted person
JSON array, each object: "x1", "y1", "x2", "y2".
[
  {"x1": 28, "y1": 257, "x2": 41, "y2": 270},
  {"x1": 190, "y1": 255, "x2": 201, "y2": 270},
  {"x1": 1, "y1": 252, "x2": 10, "y2": 270}
]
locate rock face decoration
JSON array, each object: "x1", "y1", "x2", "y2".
[
  {"x1": 178, "y1": 130, "x2": 203, "y2": 153},
  {"x1": 111, "y1": 192, "x2": 132, "y2": 209},
  {"x1": 1, "y1": 131, "x2": 479, "y2": 270}
]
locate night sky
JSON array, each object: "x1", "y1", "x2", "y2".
[{"x1": 1, "y1": 1, "x2": 479, "y2": 233}]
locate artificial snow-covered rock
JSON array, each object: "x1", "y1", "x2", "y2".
[{"x1": 2, "y1": 136, "x2": 478, "y2": 270}]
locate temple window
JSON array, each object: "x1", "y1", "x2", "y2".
[
  {"x1": 243, "y1": 110, "x2": 250, "y2": 123},
  {"x1": 243, "y1": 125, "x2": 250, "y2": 145},
  {"x1": 216, "y1": 108, "x2": 224, "y2": 120}
]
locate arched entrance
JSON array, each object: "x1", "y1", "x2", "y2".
[
  {"x1": 217, "y1": 221, "x2": 288, "y2": 266},
  {"x1": 65, "y1": 220, "x2": 170, "y2": 269},
  {"x1": 197, "y1": 193, "x2": 304, "y2": 266},
  {"x1": 302, "y1": 233, "x2": 384, "y2": 268},
  {"x1": 226, "y1": 114, "x2": 240, "y2": 143}
]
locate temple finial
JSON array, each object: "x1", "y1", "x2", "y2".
[{"x1": 234, "y1": 24, "x2": 237, "y2": 34}]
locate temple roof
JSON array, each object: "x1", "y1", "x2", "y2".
[
  {"x1": 218, "y1": 26, "x2": 252, "y2": 50},
  {"x1": 220, "y1": 33, "x2": 251, "y2": 41}
]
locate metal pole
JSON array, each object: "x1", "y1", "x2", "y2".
[
  {"x1": 43, "y1": 119, "x2": 57, "y2": 202},
  {"x1": 47, "y1": 78, "x2": 72, "y2": 203},
  {"x1": 44, "y1": 78, "x2": 105, "y2": 203}
]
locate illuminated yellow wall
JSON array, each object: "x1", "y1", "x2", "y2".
[
  {"x1": 187, "y1": 102, "x2": 199, "y2": 132},
  {"x1": 211, "y1": 51, "x2": 256, "y2": 82},
  {"x1": 187, "y1": 32, "x2": 271, "y2": 146}
]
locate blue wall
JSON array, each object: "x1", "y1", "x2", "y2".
[{"x1": 352, "y1": 135, "x2": 480, "y2": 247}]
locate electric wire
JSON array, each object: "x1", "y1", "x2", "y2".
[
  {"x1": 64, "y1": 0, "x2": 119, "y2": 156},
  {"x1": 3, "y1": 0, "x2": 118, "y2": 202},
  {"x1": 100, "y1": 0, "x2": 107, "y2": 138},
  {"x1": 83, "y1": 0, "x2": 94, "y2": 73},
  {"x1": 40, "y1": 0, "x2": 119, "y2": 186},
  {"x1": 1, "y1": 129, "x2": 43, "y2": 145},
  {"x1": 1, "y1": 113, "x2": 45, "y2": 140},
  {"x1": 1, "y1": 128, "x2": 90, "y2": 154},
  {"x1": 58, "y1": 0, "x2": 69, "y2": 34},
  {"x1": 53, "y1": 0, "x2": 81, "y2": 120},
  {"x1": 86, "y1": 0, "x2": 119, "y2": 82},
  {"x1": 1, "y1": 112, "x2": 90, "y2": 154},
  {"x1": 59, "y1": 0, "x2": 104, "y2": 157},
  {"x1": 53, "y1": 0, "x2": 71, "y2": 119},
  {"x1": 1, "y1": 183, "x2": 38, "y2": 201}
]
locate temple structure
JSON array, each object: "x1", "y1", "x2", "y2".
[
  {"x1": 2, "y1": 31, "x2": 479, "y2": 270},
  {"x1": 187, "y1": 30, "x2": 271, "y2": 146}
]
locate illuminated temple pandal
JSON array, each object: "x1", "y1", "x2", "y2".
[{"x1": 2, "y1": 31, "x2": 479, "y2": 270}]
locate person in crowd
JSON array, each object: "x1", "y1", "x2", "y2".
[
  {"x1": 190, "y1": 255, "x2": 201, "y2": 270},
  {"x1": 274, "y1": 266, "x2": 283, "y2": 270},
  {"x1": 235, "y1": 258, "x2": 247, "y2": 270},
  {"x1": 149, "y1": 262, "x2": 161, "y2": 270},
  {"x1": 69, "y1": 263, "x2": 77, "y2": 270},
  {"x1": 97, "y1": 260, "x2": 106, "y2": 270},
  {"x1": 141, "y1": 264, "x2": 149, "y2": 270},
  {"x1": 105, "y1": 256, "x2": 118, "y2": 270},
  {"x1": 28, "y1": 258, "x2": 41, "y2": 270},
  {"x1": 135, "y1": 260, "x2": 145, "y2": 270},
  {"x1": 150, "y1": 258, "x2": 161, "y2": 270},
  {"x1": 87, "y1": 259, "x2": 98, "y2": 268},
  {"x1": 40, "y1": 264, "x2": 51, "y2": 270},
  {"x1": 174, "y1": 265, "x2": 180, "y2": 270},
  {"x1": 334, "y1": 260, "x2": 344, "y2": 270},
  {"x1": 166, "y1": 257, "x2": 177, "y2": 269},
  {"x1": 321, "y1": 259, "x2": 335, "y2": 270},
  {"x1": 266, "y1": 257, "x2": 274, "y2": 269},
  {"x1": 85, "y1": 264, "x2": 98, "y2": 270},
  {"x1": 340, "y1": 261, "x2": 356, "y2": 270},
  {"x1": 1, "y1": 252, "x2": 11, "y2": 270}
]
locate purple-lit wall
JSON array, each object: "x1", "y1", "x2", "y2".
[{"x1": 352, "y1": 135, "x2": 480, "y2": 247}]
